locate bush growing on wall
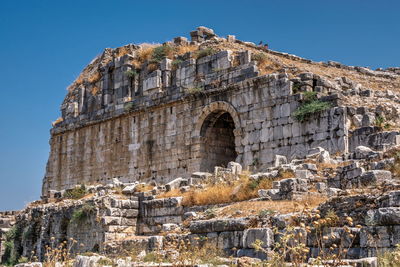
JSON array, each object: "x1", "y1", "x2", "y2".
[
  {"x1": 293, "y1": 91, "x2": 331, "y2": 122},
  {"x1": 70, "y1": 203, "x2": 96, "y2": 224}
]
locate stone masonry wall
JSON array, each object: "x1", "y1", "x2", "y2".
[
  {"x1": 10, "y1": 196, "x2": 138, "y2": 262},
  {"x1": 43, "y1": 71, "x2": 348, "y2": 195}
]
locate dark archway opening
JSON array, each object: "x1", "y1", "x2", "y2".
[{"x1": 199, "y1": 111, "x2": 237, "y2": 172}]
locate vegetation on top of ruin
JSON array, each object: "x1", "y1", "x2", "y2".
[
  {"x1": 66, "y1": 29, "x2": 400, "y2": 95},
  {"x1": 63, "y1": 184, "x2": 88, "y2": 200}
]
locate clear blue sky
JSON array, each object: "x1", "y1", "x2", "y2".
[{"x1": 0, "y1": 0, "x2": 399, "y2": 211}]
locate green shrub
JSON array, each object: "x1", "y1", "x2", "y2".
[
  {"x1": 97, "y1": 258, "x2": 113, "y2": 266},
  {"x1": 259, "y1": 209, "x2": 274, "y2": 218},
  {"x1": 375, "y1": 115, "x2": 385, "y2": 127},
  {"x1": 124, "y1": 102, "x2": 134, "y2": 112},
  {"x1": 5, "y1": 226, "x2": 18, "y2": 241},
  {"x1": 143, "y1": 252, "x2": 162, "y2": 263},
  {"x1": 252, "y1": 52, "x2": 268, "y2": 63},
  {"x1": 303, "y1": 91, "x2": 318, "y2": 101},
  {"x1": 152, "y1": 45, "x2": 174, "y2": 62},
  {"x1": 63, "y1": 184, "x2": 87, "y2": 199},
  {"x1": 124, "y1": 69, "x2": 137, "y2": 78},
  {"x1": 186, "y1": 87, "x2": 203, "y2": 94},
  {"x1": 293, "y1": 92, "x2": 331, "y2": 122},
  {"x1": 2, "y1": 225, "x2": 23, "y2": 265},
  {"x1": 18, "y1": 256, "x2": 29, "y2": 264},
  {"x1": 172, "y1": 59, "x2": 183, "y2": 69},
  {"x1": 194, "y1": 48, "x2": 216, "y2": 59},
  {"x1": 70, "y1": 204, "x2": 96, "y2": 224},
  {"x1": 3, "y1": 241, "x2": 17, "y2": 265},
  {"x1": 292, "y1": 82, "x2": 302, "y2": 94},
  {"x1": 22, "y1": 226, "x2": 33, "y2": 241}
]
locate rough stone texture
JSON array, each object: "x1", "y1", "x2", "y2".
[
  {"x1": 8, "y1": 196, "x2": 139, "y2": 261},
  {"x1": 189, "y1": 218, "x2": 249, "y2": 234},
  {"x1": 0, "y1": 211, "x2": 17, "y2": 262},
  {"x1": 242, "y1": 228, "x2": 274, "y2": 248},
  {"x1": 43, "y1": 44, "x2": 351, "y2": 196}
]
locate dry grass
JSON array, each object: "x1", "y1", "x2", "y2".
[
  {"x1": 115, "y1": 46, "x2": 132, "y2": 58},
  {"x1": 88, "y1": 71, "x2": 101, "y2": 83},
  {"x1": 217, "y1": 195, "x2": 327, "y2": 218},
  {"x1": 279, "y1": 169, "x2": 295, "y2": 179},
  {"x1": 157, "y1": 173, "x2": 284, "y2": 207},
  {"x1": 147, "y1": 62, "x2": 158, "y2": 72},
  {"x1": 75, "y1": 74, "x2": 84, "y2": 85},
  {"x1": 137, "y1": 44, "x2": 158, "y2": 63},
  {"x1": 134, "y1": 184, "x2": 154, "y2": 192},
  {"x1": 52, "y1": 117, "x2": 64, "y2": 126},
  {"x1": 175, "y1": 44, "x2": 199, "y2": 56},
  {"x1": 91, "y1": 86, "x2": 100, "y2": 95}
]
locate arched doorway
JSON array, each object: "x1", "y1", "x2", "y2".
[{"x1": 199, "y1": 111, "x2": 238, "y2": 172}]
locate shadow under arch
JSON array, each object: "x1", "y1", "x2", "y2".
[{"x1": 193, "y1": 101, "x2": 242, "y2": 172}]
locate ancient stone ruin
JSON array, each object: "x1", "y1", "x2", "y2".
[{"x1": 2, "y1": 26, "x2": 400, "y2": 266}]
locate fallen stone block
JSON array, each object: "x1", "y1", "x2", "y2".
[
  {"x1": 279, "y1": 178, "x2": 308, "y2": 193},
  {"x1": 190, "y1": 172, "x2": 212, "y2": 184},
  {"x1": 162, "y1": 223, "x2": 179, "y2": 232},
  {"x1": 274, "y1": 155, "x2": 287, "y2": 167},
  {"x1": 360, "y1": 170, "x2": 392, "y2": 186},
  {"x1": 379, "y1": 190, "x2": 400, "y2": 207},
  {"x1": 295, "y1": 169, "x2": 313, "y2": 179},
  {"x1": 258, "y1": 189, "x2": 281, "y2": 200},
  {"x1": 227, "y1": 161, "x2": 242, "y2": 175},
  {"x1": 354, "y1": 146, "x2": 380, "y2": 159},
  {"x1": 122, "y1": 184, "x2": 137, "y2": 194},
  {"x1": 183, "y1": 211, "x2": 197, "y2": 220},
  {"x1": 165, "y1": 178, "x2": 188, "y2": 192},
  {"x1": 366, "y1": 207, "x2": 400, "y2": 225},
  {"x1": 307, "y1": 147, "x2": 330, "y2": 163}
]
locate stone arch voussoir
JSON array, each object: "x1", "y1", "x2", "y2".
[{"x1": 193, "y1": 101, "x2": 242, "y2": 138}]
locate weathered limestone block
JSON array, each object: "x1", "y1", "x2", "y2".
[
  {"x1": 217, "y1": 231, "x2": 243, "y2": 249},
  {"x1": 189, "y1": 218, "x2": 249, "y2": 234},
  {"x1": 143, "y1": 206, "x2": 184, "y2": 217},
  {"x1": 359, "y1": 170, "x2": 392, "y2": 186},
  {"x1": 242, "y1": 228, "x2": 274, "y2": 248},
  {"x1": 165, "y1": 178, "x2": 188, "y2": 192},
  {"x1": 279, "y1": 178, "x2": 308, "y2": 193},
  {"x1": 274, "y1": 155, "x2": 287, "y2": 167},
  {"x1": 295, "y1": 169, "x2": 313, "y2": 179},
  {"x1": 354, "y1": 146, "x2": 380, "y2": 159},
  {"x1": 173, "y1": 36, "x2": 188, "y2": 45},
  {"x1": 379, "y1": 190, "x2": 400, "y2": 207},
  {"x1": 176, "y1": 59, "x2": 196, "y2": 87},
  {"x1": 366, "y1": 207, "x2": 400, "y2": 225},
  {"x1": 258, "y1": 189, "x2": 280, "y2": 200},
  {"x1": 143, "y1": 70, "x2": 162, "y2": 93},
  {"x1": 73, "y1": 255, "x2": 110, "y2": 267},
  {"x1": 227, "y1": 161, "x2": 242, "y2": 175},
  {"x1": 360, "y1": 226, "x2": 391, "y2": 248},
  {"x1": 102, "y1": 216, "x2": 122, "y2": 226}
]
